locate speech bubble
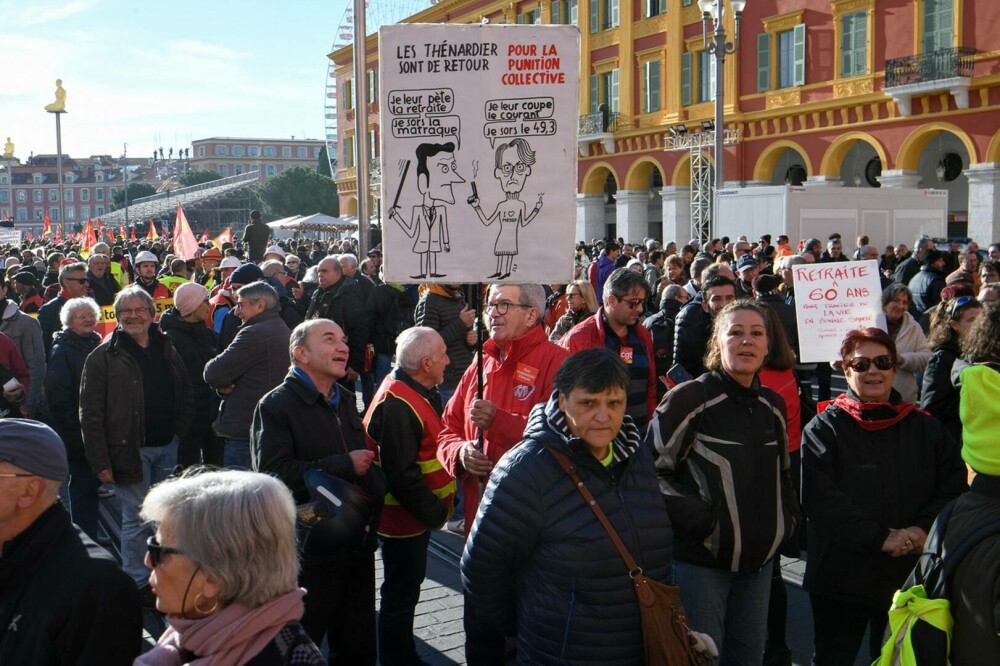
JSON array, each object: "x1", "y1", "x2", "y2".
[
  {"x1": 392, "y1": 115, "x2": 462, "y2": 148},
  {"x1": 484, "y1": 97, "x2": 555, "y2": 121},
  {"x1": 387, "y1": 88, "x2": 455, "y2": 116},
  {"x1": 483, "y1": 118, "x2": 557, "y2": 148}
]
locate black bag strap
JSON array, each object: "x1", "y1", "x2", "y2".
[
  {"x1": 918, "y1": 499, "x2": 1000, "y2": 597},
  {"x1": 547, "y1": 447, "x2": 643, "y2": 577}
]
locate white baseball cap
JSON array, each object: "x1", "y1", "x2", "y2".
[
  {"x1": 264, "y1": 245, "x2": 286, "y2": 258},
  {"x1": 219, "y1": 256, "x2": 241, "y2": 270}
]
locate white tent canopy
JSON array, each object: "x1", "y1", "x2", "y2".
[{"x1": 271, "y1": 213, "x2": 356, "y2": 232}]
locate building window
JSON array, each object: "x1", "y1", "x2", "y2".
[
  {"x1": 642, "y1": 60, "x2": 661, "y2": 113},
  {"x1": 96, "y1": 206, "x2": 104, "y2": 216},
  {"x1": 644, "y1": 0, "x2": 665, "y2": 19},
  {"x1": 234, "y1": 164, "x2": 244, "y2": 175},
  {"x1": 49, "y1": 189, "x2": 59, "y2": 202},
  {"x1": 65, "y1": 207, "x2": 75, "y2": 221},
  {"x1": 840, "y1": 10, "x2": 868, "y2": 77},
  {"x1": 297, "y1": 147, "x2": 307, "y2": 158},
  {"x1": 282, "y1": 146, "x2": 292, "y2": 158},
  {"x1": 219, "y1": 165, "x2": 229, "y2": 176},
  {"x1": 698, "y1": 50, "x2": 716, "y2": 102},
  {"x1": 367, "y1": 70, "x2": 377, "y2": 104},
  {"x1": 16, "y1": 190, "x2": 26, "y2": 203},
  {"x1": 197, "y1": 146, "x2": 206, "y2": 157},
  {"x1": 33, "y1": 190, "x2": 43, "y2": 203},
  {"x1": 757, "y1": 22, "x2": 806, "y2": 92},
  {"x1": 518, "y1": 8, "x2": 541, "y2": 23},
  {"x1": 96, "y1": 188, "x2": 104, "y2": 201},
  {"x1": 266, "y1": 165, "x2": 276, "y2": 176},
  {"x1": 96, "y1": 172, "x2": 105, "y2": 182},
  {"x1": 264, "y1": 146, "x2": 276, "y2": 157},
  {"x1": 215, "y1": 145, "x2": 229, "y2": 156},
  {"x1": 314, "y1": 147, "x2": 322, "y2": 158},
  {"x1": 342, "y1": 136, "x2": 356, "y2": 168},
  {"x1": 589, "y1": 0, "x2": 618, "y2": 33},
  {"x1": 248, "y1": 146, "x2": 260, "y2": 157},
  {"x1": 50, "y1": 207, "x2": 60, "y2": 222},
  {"x1": 551, "y1": 0, "x2": 578, "y2": 24},
  {"x1": 81, "y1": 205, "x2": 90, "y2": 218},
  {"x1": 65, "y1": 189, "x2": 73, "y2": 202},
  {"x1": 34, "y1": 209, "x2": 43, "y2": 221},
  {"x1": 923, "y1": 0, "x2": 953, "y2": 52},
  {"x1": 16, "y1": 208, "x2": 27, "y2": 222},
  {"x1": 80, "y1": 188, "x2": 90, "y2": 202},
  {"x1": 589, "y1": 69, "x2": 619, "y2": 113},
  {"x1": 33, "y1": 174, "x2": 42, "y2": 184},
  {"x1": 343, "y1": 79, "x2": 354, "y2": 111},
  {"x1": 110, "y1": 187, "x2": 118, "y2": 199},
  {"x1": 0, "y1": 191, "x2": 6, "y2": 203},
  {"x1": 232, "y1": 146, "x2": 245, "y2": 157}
]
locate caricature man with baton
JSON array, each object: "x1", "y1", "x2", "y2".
[{"x1": 388, "y1": 142, "x2": 466, "y2": 279}]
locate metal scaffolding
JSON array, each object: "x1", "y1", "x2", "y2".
[{"x1": 664, "y1": 128, "x2": 740, "y2": 241}]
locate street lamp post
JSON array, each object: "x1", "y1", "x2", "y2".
[{"x1": 698, "y1": 0, "x2": 745, "y2": 239}]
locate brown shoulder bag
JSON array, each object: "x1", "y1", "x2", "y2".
[{"x1": 548, "y1": 447, "x2": 709, "y2": 666}]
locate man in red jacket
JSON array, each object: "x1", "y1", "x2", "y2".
[
  {"x1": 435, "y1": 282, "x2": 567, "y2": 666},
  {"x1": 561, "y1": 267, "x2": 657, "y2": 431}
]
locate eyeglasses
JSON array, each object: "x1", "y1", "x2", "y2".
[
  {"x1": 118, "y1": 307, "x2": 151, "y2": 317},
  {"x1": 146, "y1": 536, "x2": 186, "y2": 567},
  {"x1": 486, "y1": 301, "x2": 531, "y2": 315},
  {"x1": 948, "y1": 295, "x2": 976, "y2": 317},
  {"x1": 0, "y1": 473, "x2": 34, "y2": 478},
  {"x1": 617, "y1": 297, "x2": 645, "y2": 310},
  {"x1": 845, "y1": 355, "x2": 895, "y2": 372},
  {"x1": 499, "y1": 162, "x2": 528, "y2": 176}
]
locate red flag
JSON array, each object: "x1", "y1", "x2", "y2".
[
  {"x1": 25, "y1": 230, "x2": 33, "y2": 241},
  {"x1": 96, "y1": 218, "x2": 103, "y2": 239},
  {"x1": 212, "y1": 227, "x2": 232, "y2": 249},
  {"x1": 80, "y1": 219, "x2": 98, "y2": 258},
  {"x1": 173, "y1": 204, "x2": 199, "y2": 261},
  {"x1": 119, "y1": 225, "x2": 126, "y2": 240},
  {"x1": 130, "y1": 227, "x2": 137, "y2": 241},
  {"x1": 200, "y1": 229, "x2": 210, "y2": 243},
  {"x1": 146, "y1": 220, "x2": 159, "y2": 240},
  {"x1": 55, "y1": 223, "x2": 63, "y2": 242},
  {"x1": 43, "y1": 211, "x2": 52, "y2": 236}
]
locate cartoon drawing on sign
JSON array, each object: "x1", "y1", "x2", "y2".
[
  {"x1": 467, "y1": 138, "x2": 543, "y2": 279},
  {"x1": 388, "y1": 142, "x2": 466, "y2": 279}
]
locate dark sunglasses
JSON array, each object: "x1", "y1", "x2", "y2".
[
  {"x1": 147, "y1": 535, "x2": 185, "y2": 567},
  {"x1": 947, "y1": 295, "x2": 976, "y2": 317},
  {"x1": 845, "y1": 355, "x2": 895, "y2": 372}
]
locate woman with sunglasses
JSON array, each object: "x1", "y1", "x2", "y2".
[
  {"x1": 920, "y1": 290, "x2": 983, "y2": 443},
  {"x1": 136, "y1": 469, "x2": 325, "y2": 666},
  {"x1": 801, "y1": 328, "x2": 967, "y2": 664},
  {"x1": 548, "y1": 279, "x2": 598, "y2": 343}
]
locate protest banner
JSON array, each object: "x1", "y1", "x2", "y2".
[
  {"x1": 792, "y1": 259, "x2": 885, "y2": 363},
  {"x1": 379, "y1": 23, "x2": 580, "y2": 284},
  {"x1": 0, "y1": 229, "x2": 22, "y2": 246}
]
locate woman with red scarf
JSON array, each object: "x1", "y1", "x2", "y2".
[{"x1": 802, "y1": 327, "x2": 968, "y2": 665}]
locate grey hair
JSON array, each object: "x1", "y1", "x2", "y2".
[
  {"x1": 58, "y1": 261, "x2": 87, "y2": 285},
  {"x1": 236, "y1": 281, "x2": 279, "y2": 311},
  {"x1": 284, "y1": 254, "x2": 300, "y2": 265},
  {"x1": 660, "y1": 283, "x2": 684, "y2": 307},
  {"x1": 114, "y1": 286, "x2": 155, "y2": 318},
  {"x1": 259, "y1": 259, "x2": 285, "y2": 278},
  {"x1": 319, "y1": 256, "x2": 343, "y2": 274},
  {"x1": 492, "y1": 282, "x2": 546, "y2": 315},
  {"x1": 87, "y1": 253, "x2": 109, "y2": 265},
  {"x1": 140, "y1": 470, "x2": 299, "y2": 608},
  {"x1": 60, "y1": 297, "x2": 101, "y2": 328},
  {"x1": 395, "y1": 327, "x2": 442, "y2": 374},
  {"x1": 338, "y1": 254, "x2": 359, "y2": 271},
  {"x1": 782, "y1": 254, "x2": 806, "y2": 268}
]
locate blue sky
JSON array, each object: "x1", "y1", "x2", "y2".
[{"x1": 0, "y1": 0, "x2": 369, "y2": 160}]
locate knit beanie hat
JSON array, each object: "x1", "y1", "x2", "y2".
[
  {"x1": 959, "y1": 364, "x2": 1000, "y2": 475},
  {"x1": 230, "y1": 264, "x2": 264, "y2": 286},
  {"x1": 173, "y1": 282, "x2": 209, "y2": 317}
]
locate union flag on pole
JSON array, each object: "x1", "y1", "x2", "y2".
[
  {"x1": 212, "y1": 227, "x2": 232, "y2": 250},
  {"x1": 55, "y1": 222, "x2": 63, "y2": 243},
  {"x1": 130, "y1": 227, "x2": 137, "y2": 241},
  {"x1": 79, "y1": 219, "x2": 98, "y2": 259},
  {"x1": 43, "y1": 211, "x2": 52, "y2": 236},
  {"x1": 146, "y1": 220, "x2": 159, "y2": 240},
  {"x1": 173, "y1": 204, "x2": 199, "y2": 261}
]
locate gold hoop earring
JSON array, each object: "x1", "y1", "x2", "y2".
[{"x1": 193, "y1": 592, "x2": 219, "y2": 616}]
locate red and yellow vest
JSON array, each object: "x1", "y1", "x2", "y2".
[{"x1": 364, "y1": 378, "x2": 456, "y2": 538}]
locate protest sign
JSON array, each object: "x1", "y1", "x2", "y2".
[
  {"x1": 0, "y1": 229, "x2": 22, "y2": 246},
  {"x1": 379, "y1": 23, "x2": 580, "y2": 284},
  {"x1": 792, "y1": 259, "x2": 885, "y2": 363}
]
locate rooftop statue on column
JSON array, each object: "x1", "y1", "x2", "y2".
[
  {"x1": 2, "y1": 138, "x2": 12, "y2": 159},
  {"x1": 44, "y1": 79, "x2": 67, "y2": 113}
]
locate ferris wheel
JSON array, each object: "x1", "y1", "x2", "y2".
[{"x1": 324, "y1": 0, "x2": 434, "y2": 176}]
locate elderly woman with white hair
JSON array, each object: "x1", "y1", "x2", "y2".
[
  {"x1": 136, "y1": 469, "x2": 325, "y2": 665},
  {"x1": 45, "y1": 296, "x2": 103, "y2": 541}
]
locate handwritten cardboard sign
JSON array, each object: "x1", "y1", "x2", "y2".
[
  {"x1": 379, "y1": 23, "x2": 580, "y2": 284},
  {"x1": 792, "y1": 260, "x2": 885, "y2": 363}
]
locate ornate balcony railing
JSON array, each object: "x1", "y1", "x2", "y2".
[
  {"x1": 885, "y1": 47, "x2": 975, "y2": 88},
  {"x1": 578, "y1": 111, "x2": 627, "y2": 136}
]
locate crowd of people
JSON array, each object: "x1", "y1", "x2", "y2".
[{"x1": 0, "y1": 215, "x2": 998, "y2": 666}]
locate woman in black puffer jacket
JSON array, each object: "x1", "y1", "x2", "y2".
[
  {"x1": 159, "y1": 282, "x2": 221, "y2": 467},
  {"x1": 45, "y1": 297, "x2": 103, "y2": 541}
]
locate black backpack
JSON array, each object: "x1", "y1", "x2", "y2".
[{"x1": 877, "y1": 499, "x2": 1000, "y2": 665}]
